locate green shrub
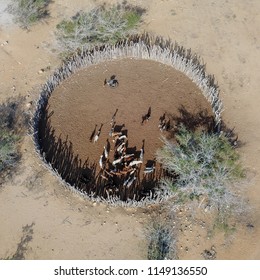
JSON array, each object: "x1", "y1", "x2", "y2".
[
  {"x1": 0, "y1": 97, "x2": 28, "y2": 174},
  {"x1": 55, "y1": 3, "x2": 145, "y2": 55},
  {"x1": 0, "y1": 129, "x2": 20, "y2": 172},
  {"x1": 156, "y1": 125, "x2": 244, "y2": 213},
  {"x1": 124, "y1": 10, "x2": 142, "y2": 29},
  {"x1": 7, "y1": 0, "x2": 51, "y2": 29}
]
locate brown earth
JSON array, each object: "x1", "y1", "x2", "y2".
[
  {"x1": 0, "y1": 0, "x2": 259, "y2": 260},
  {"x1": 45, "y1": 58, "x2": 213, "y2": 199}
]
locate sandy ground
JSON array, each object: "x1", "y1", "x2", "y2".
[{"x1": 0, "y1": 0, "x2": 259, "y2": 259}]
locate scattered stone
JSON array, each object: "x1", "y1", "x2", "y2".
[
  {"x1": 246, "y1": 223, "x2": 254, "y2": 229},
  {"x1": 38, "y1": 69, "x2": 45, "y2": 74},
  {"x1": 1, "y1": 40, "x2": 8, "y2": 46},
  {"x1": 26, "y1": 101, "x2": 32, "y2": 108},
  {"x1": 246, "y1": 223, "x2": 255, "y2": 231}
]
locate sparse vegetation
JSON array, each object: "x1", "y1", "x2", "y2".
[
  {"x1": 156, "y1": 125, "x2": 245, "y2": 217},
  {"x1": 55, "y1": 3, "x2": 145, "y2": 56},
  {"x1": 7, "y1": 0, "x2": 51, "y2": 29},
  {"x1": 0, "y1": 97, "x2": 29, "y2": 176},
  {"x1": 146, "y1": 217, "x2": 177, "y2": 260},
  {"x1": 0, "y1": 129, "x2": 20, "y2": 172},
  {"x1": 4, "y1": 223, "x2": 35, "y2": 260},
  {"x1": 208, "y1": 215, "x2": 237, "y2": 238}
]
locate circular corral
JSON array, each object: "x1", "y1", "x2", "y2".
[{"x1": 33, "y1": 34, "x2": 222, "y2": 206}]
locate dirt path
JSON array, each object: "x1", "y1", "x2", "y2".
[{"x1": 0, "y1": 0, "x2": 259, "y2": 259}]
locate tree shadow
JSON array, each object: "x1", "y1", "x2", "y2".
[
  {"x1": 9, "y1": 222, "x2": 35, "y2": 260},
  {"x1": 167, "y1": 105, "x2": 215, "y2": 136},
  {"x1": 166, "y1": 105, "x2": 242, "y2": 148}
]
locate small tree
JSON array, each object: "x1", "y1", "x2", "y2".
[
  {"x1": 7, "y1": 0, "x2": 51, "y2": 29},
  {"x1": 156, "y1": 125, "x2": 244, "y2": 216},
  {"x1": 55, "y1": 3, "x2": 145, "y2": 55}
]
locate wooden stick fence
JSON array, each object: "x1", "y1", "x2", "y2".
[{"x1": 31, "y1": 33, "x2": 223, "y2": 207}]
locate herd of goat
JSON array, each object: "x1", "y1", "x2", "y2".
[{"x1": 88, "y1": 96, "x2": 171, "y2": 195}]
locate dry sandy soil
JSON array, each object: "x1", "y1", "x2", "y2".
[{"x1": 0, "y1": 0, "x2": 259, "y2": 259}]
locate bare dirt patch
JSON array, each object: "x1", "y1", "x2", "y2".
[{"x1": 42, "y1": 58, "x2": 214, "y2": 200}]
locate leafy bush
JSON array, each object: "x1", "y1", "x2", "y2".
[
  {"x1": 55, "y1": 3, "x2": 145, "y2": 55},
  {"x1": 0, "y1": 97, "x2": 28, "y2": 174},
  {"x1": 7, "y1": 0, "x2": 51, "y2": 29},
  {"x1": 146, "y1": 218, "x2": 176, "y2": 260},
  {"x1": 156, "y1": 125, "x2": 244, "y2": 214}
]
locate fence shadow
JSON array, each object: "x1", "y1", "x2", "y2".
[
  {"x1": 37, "y1": 105, "x2": 163, "y2": 201},
  {"x1": 38, "y1": 104, "x2": 97, "y2": 193}
]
